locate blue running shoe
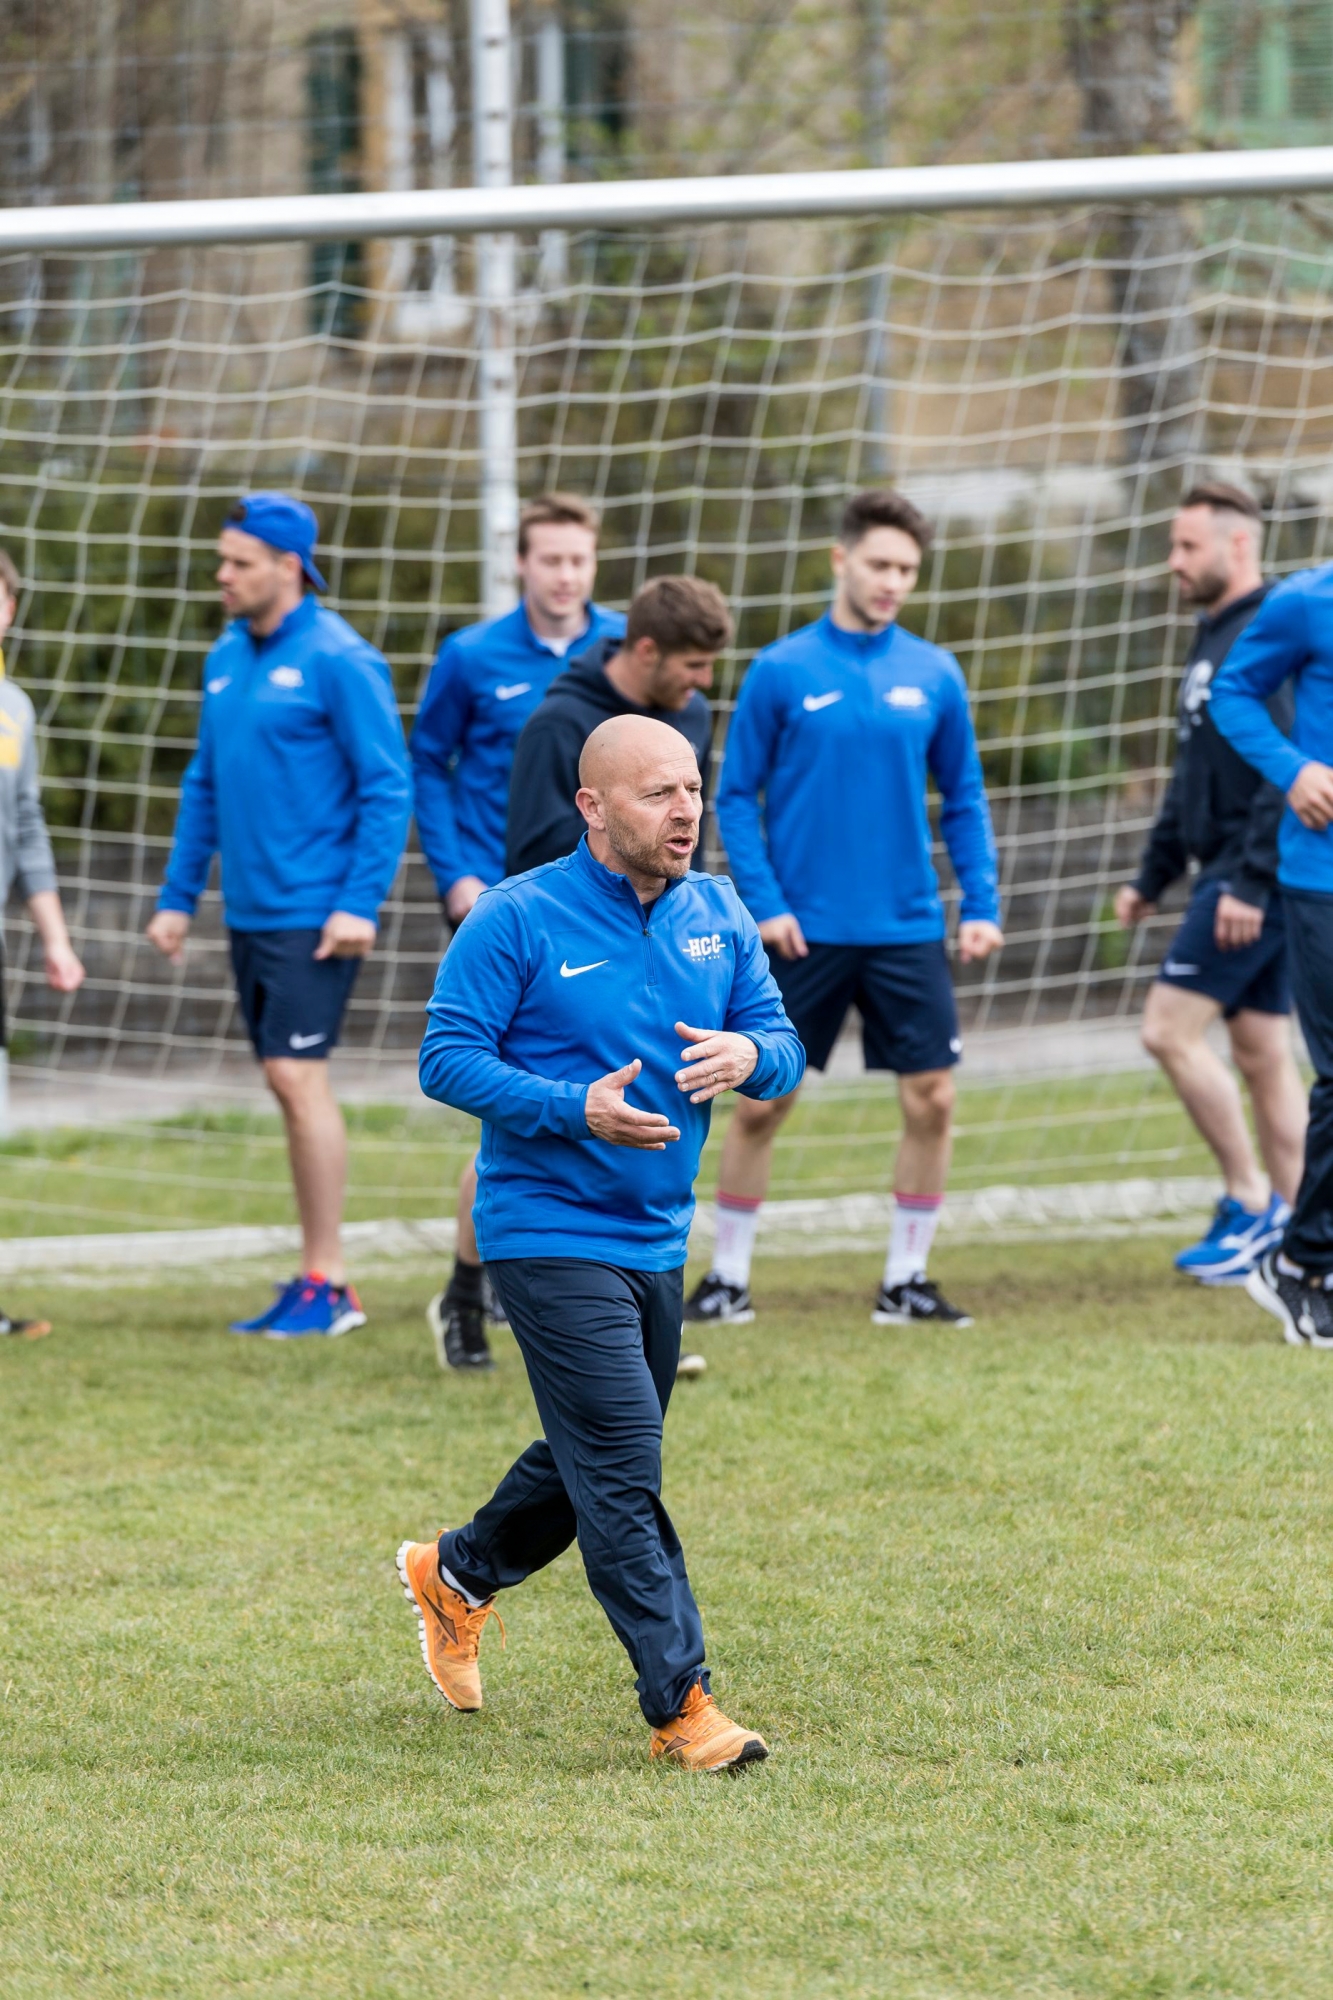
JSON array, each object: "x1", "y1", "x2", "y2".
[
  {"x1": 1174, "y1": 1192, "x2": 1289, "y2": 1285},
  {"x1": 230, "y1": 1275, "x2": 303, "y2": 1334},
  {"x1": 265, "y1": 1274, "x2": 367, "y2": 1339}
]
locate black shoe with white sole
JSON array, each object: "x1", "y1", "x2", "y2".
[
  {"x1": 426, "y1": 1289, "x2": 496, "y2": 1371},
  {"x1": 1245, "y1": 1250, "x2": 1333, "y2": 1346},
  {"x1": 682, "y1": 1272, "x2": 755, "y2": 1325},
  {"x1": 872, "y1": 1275, "x2": 974, "y2": 1327}
]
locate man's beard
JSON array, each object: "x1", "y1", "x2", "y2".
[
  {"x1": 1179, "y1": 562, "x2": 1231, "y2": 607},
  {"x1": 604, "y1": 807, "x2": 697, "y2": 879},
  {"x1": 845, "y1": 576, "x2": 897, "y2": 631}
]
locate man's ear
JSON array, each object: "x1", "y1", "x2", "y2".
[{"x1": 576, "y1": 784, "x2": 604, "y2": 830}]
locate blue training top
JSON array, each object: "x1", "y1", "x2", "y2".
[
  {"x1": 1210, "y1": 564, "x2": 1333, "y2": 896},
  {"x1": 419, "y1": 836, "x2": 806, "y2": 1269},
  {"x1": 410, "y1": 599, "x2": 626, "y2": 895},
  {"x1": 158, "y1": 593, "x2": 411, "y2": 932},
  {"x1": 716, "y1": 611, "x2": 1000, "y2": 945}
]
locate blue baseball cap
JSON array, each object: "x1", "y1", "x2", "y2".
[{"x1": 225, "y1": 492, "x2": 327, "y2": 592}]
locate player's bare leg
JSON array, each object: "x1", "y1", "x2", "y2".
[
  {"x1": 716, "y1": 1087, "x2": 799, "y2": 1202},
  {"x1": 1227, "y1": 1007, "x2": 1307, "y2": 1207},
  {"x1": 263, "y1": 1056, "x2": 348, "y2": 1283},
  {"x1": 1141, "y1": 983, "x2": 1296, "y2": 1284},
  {"x1": 893, "y1": 1067, "x2": 954, "y2": 1195},
  {"x1": 1140, "y1": 984, "x2": 1268, "y2": 1210}
]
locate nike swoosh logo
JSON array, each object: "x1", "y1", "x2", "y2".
[
  {"x1": 559, "y1": 958, "x2": 609, "y2": 978},
  {"x1": 802, "y1": 690, "x2": 844, "y2": 711},
  {"x1": 1163, "y1": 961, "x2": 1200, "y2": 977},
  {"x1": 288, "y1": 1031, "x2": 327, "y2": 1049},
  {"x1": 495, "y1": 682, "x2": 532, "y2": 701}
]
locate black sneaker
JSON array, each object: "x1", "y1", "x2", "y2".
[
  {"x1": 481, "y1": 1267, "x2": 509, "y2": 1327},
  {"x1": 683, "y1": 1272, "x2": 755, "y2": 1325},
  {"x1": 1245, "y1": 1251, "x2": 1333, "y2": 1347},
  {"x1": 426, "y1": 1289, "x2": 495, "y2": 1372},
  {"x1": 872, "y1": 1276, "x2": 974, "y2": 1327}
]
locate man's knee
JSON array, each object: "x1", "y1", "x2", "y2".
[
  {"x1": 262, "y1": 1055, "x2": 331, "y2": 1109},
  {"x1": 900, "y1": 1068, "x2": 955, "y2": 1135},
  {"x1": 730, "y1": 1087, "x2": 798, "y2": 1142},
  {"x1": 1228, "y1": 1012, "x2": 1296, "y2": 1083},
  {"x1": 1140, "y1": 988, "x2": 1210, "y2": 1067},
  {"x1": 1140, "y1": 1014, "x2": 1169, "y2": 1064}
]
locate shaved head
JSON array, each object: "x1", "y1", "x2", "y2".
[
  {"x1": 576, "y1": 715, "x2": 704, "y2": 898},
  {"x1": 578, "y1": 713, "x2": 692, "y2": 791}
]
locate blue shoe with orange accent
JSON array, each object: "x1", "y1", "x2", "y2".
[
  {"x1": 230, "y1": 1276, "x2": 303, "y2": 1334},
  {"x1": 266, "y1": 1273, "x2": 367, "y2": 1339},
  {"x1": 1175, "y1": 1192, "x2": 1289, "y2": 1285}
]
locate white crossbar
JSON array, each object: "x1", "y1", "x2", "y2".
[{"x1": 1, "y1": 148, "x2": 1332, "y2": 254}]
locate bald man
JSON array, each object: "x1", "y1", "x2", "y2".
[{"x1": 398, "y1": 716, "x2": 804, "y2": 1770}]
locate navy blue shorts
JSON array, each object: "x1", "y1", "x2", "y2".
[
  {"x1": 228, "y1": 928, "x2": 361, "y2": 1061},
  {"x1": 766, "y1": 939, "x2": 961, "y2": 1074},
  {"x1": 1156, "y1": 879, "x2": 1290, "y2": 1018}
]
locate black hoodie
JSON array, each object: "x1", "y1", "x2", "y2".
[
  {"x1": 1134, "y1": 583, "x2": 1294, "y2": 911},
  {"x1": 504, "y1": 635, "x2": 714, "y2": 876}
]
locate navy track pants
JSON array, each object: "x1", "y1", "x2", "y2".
[
  {"x1": 437, "y1": 1258, "x2": 708, "y2": 1728},
  {"x1": 1284, "y1": 891, "x2": 1333, "y2": 1273}
]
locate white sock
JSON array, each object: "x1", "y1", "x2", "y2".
[
  {"x1": 1277, "y1": 1251, "x2": 1306, "y2": 1279},
  {"x1": 438, "y1": 1558, "x2": 488, "y2": 1608},
  {"x1": 712, "y1": 1195, "x2": 761, "y2": 1289},
  {"x1": 884, "y1": 1193, "x2": 944, "y2": 1289}
]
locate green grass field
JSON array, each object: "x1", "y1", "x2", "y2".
[
  {"x1": 5, "y1": 1242, "x2": 1333, "y2": 1997},
  {"x1": 0, "y1": 1067, "x2": 1221, "y2": 1236}
]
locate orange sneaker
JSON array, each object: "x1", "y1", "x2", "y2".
[
  {"x1": 649, "y1": 1682, "x2": 769, "y2": 1772},
  {"x1": 395, "y1": 1539, "x2": 504, "y2": 1712},
  {"x1": 0, "y1": 1308, "x2": 51, "y2": 1340}
]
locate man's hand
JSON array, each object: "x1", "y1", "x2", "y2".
[
  {"x1": 27, "y1": 891, "x2": 85, "y2": 993},
  {"x1": 43, "y1": 940, "x2": 85, "y2": 994},
  {"x1": 585, "y1": 1058, "x2": 680, "y2": 1150},
  {"x1": 314, "y1": 911, "x2": 377, "y2": 960},
  {"x1": 445, "y1": 875, "x2": 487, "y2": 926},
  {"x1": 1289, "y1": 761, "x2": 1333, "y2": 831},
  {"x1": 758, "y1": 913, "x2": 808, "y2": 961},
  {"x1": 958, "y1": 920, "x2": 1004, "y2": 963},
  {"x1": 146, "y1": 909, "x2": 191, "y2": 966},
  {"x1": 1115, "y1": 884, "x2": 1154, "y2": 927},
  {"x1": 1215, "y1": 892, "x2": 1264, "y2": 950},
  {"x1": 673, "y1": 1021, "x2": 759, "y2": 1105}
]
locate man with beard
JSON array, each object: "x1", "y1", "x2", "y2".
[
  {"x1": 1116, "y1": 483, "x2": 1305, "y2": 1285},
  {"x1": 397, "y1": 714, "x2": 803, "y2": 1767},
  {"x1": 147, "y1": 493, "x2": 411, "y2": 1336}
]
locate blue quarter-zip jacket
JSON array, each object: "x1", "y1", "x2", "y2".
[
  {"x1": 419, "y1": 837, "x2": 805, "y2": 1268},
  {"x1": 1211, "y1": 566, "x2": 1333, "y2": 894},
  {"x1": 411, "y1": 600, "x2": 626, "y2": 894},
  {"x1": 716, "y1": 612, "x2": 1000, "y2": 944},
  {"x1": 158, "y1": 594, "x2": 411, "y2": 931}
]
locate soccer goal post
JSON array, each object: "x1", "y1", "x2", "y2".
[{"x1": 4, "y1": 145, "x2": 1332, "y2": 1256}]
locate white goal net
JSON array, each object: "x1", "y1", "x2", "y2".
[{"x1": 3, "y1": 171, "x2": 1329, "y2": 1248}]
